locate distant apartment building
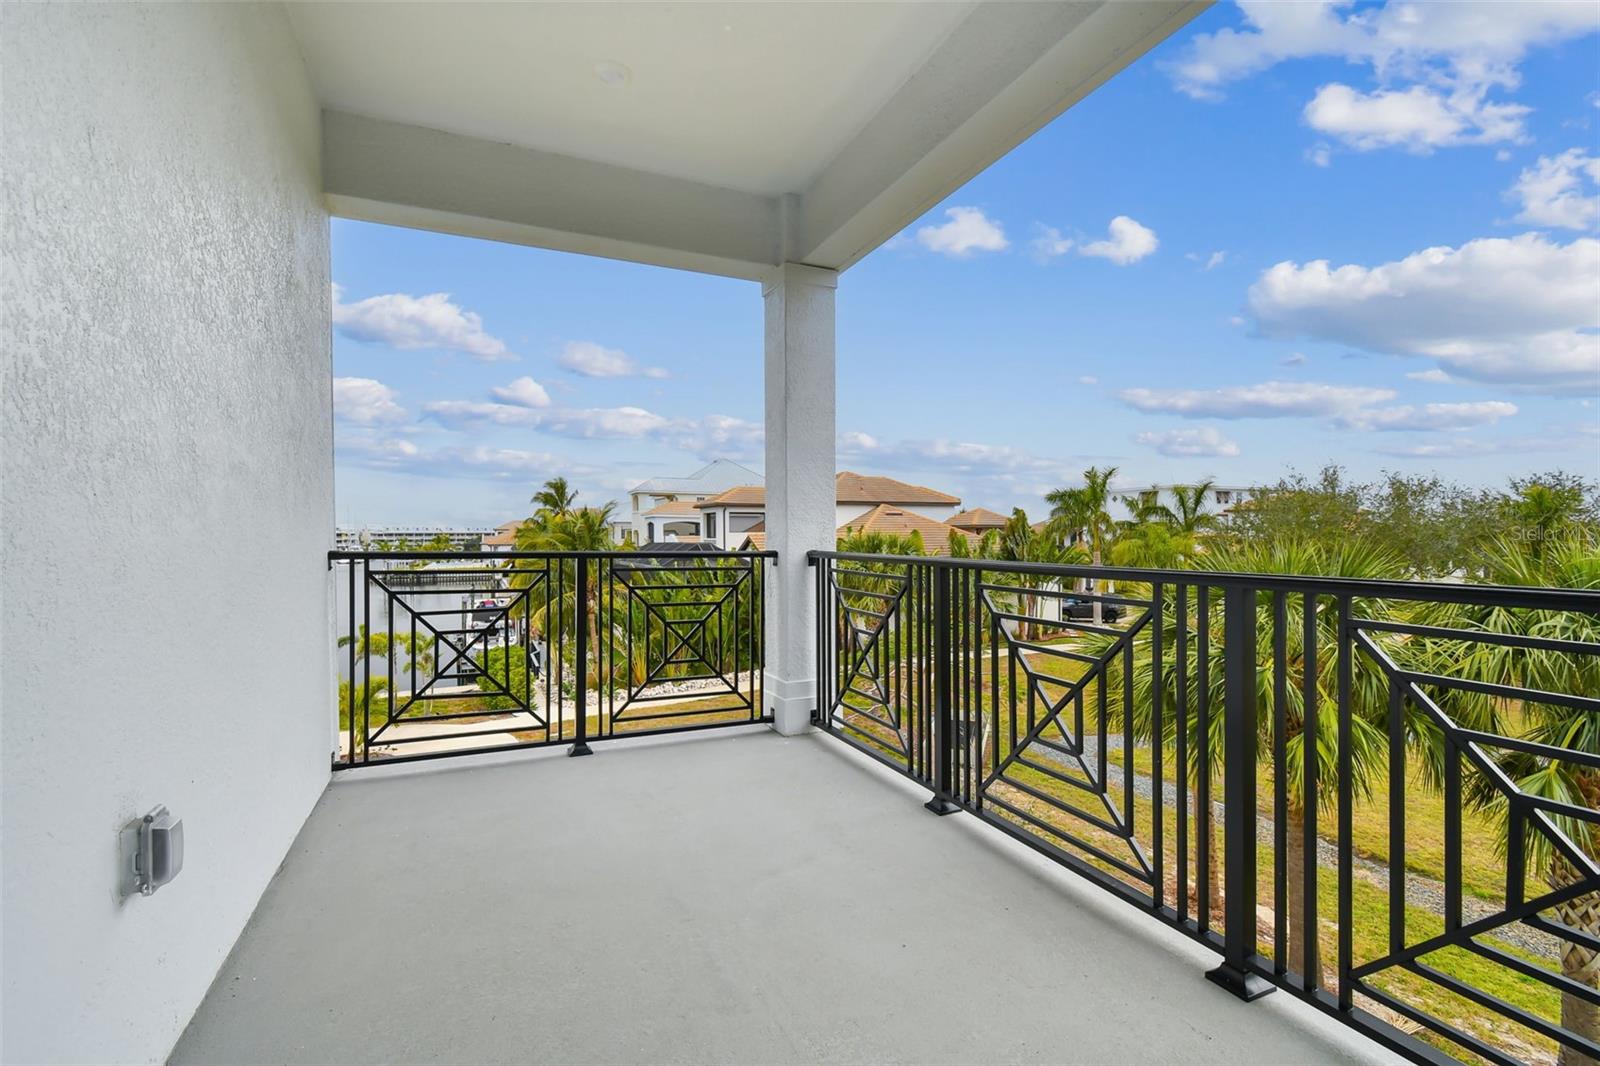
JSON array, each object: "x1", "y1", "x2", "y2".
[
  {"x1": 1115, "y1": 483, "x2": 1257, "y2": 521},
  {"x1": 333, "y1": 526, "x2": 497, "y2": 551}
]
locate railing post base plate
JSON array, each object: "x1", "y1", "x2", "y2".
[
  {"x1": 924, "y1": 796, "x2": 960, "y2": 816},
  {"x1": 1205, "y1": 964, "x2": 1274, "y2": 1001},
  {"x1": 568, "y1": 742, "x2": 593, "y2": 757}
]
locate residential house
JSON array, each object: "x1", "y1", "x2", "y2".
[
  {"x1": 624, "y1": 459, "x2": 762, "y2": 543},
  {"x1": 694, "y1": 472, "x2": 961, "y2": 550},
  {"x1": 482, "y1": 521, "x2": 523, "y2": 552},
  {"x1": 948, "y1": 507, "x2": 1010, "y2": 536}
]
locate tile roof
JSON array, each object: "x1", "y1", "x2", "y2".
[
  {"x1": 695, "y1": 485, "x2": 767, "y2": 508},
  {"x1": 948, "y1": 507, "x2": 1009, "y2": 530},
  {"x1": 740, "y1": 531, "x2": 767, "y2": 551},
  {"x1": 838, "y1": 505, "x2": 969, "y2": 556},
  {"x1": 482, "y1": 521, "x2": 524, "y2": 547},
  {"x1": 698, "y1": 473, "x2": 961, "y2": 509},
  {"x1": 640, "y1": 500, "x2": 703, "y2": 517},
  {"x1": 628, "y1": 459, "x2": 762, "y2": 496},
  {"x1": 835, "y1": 471, "x2": 959, "y2": 505}
]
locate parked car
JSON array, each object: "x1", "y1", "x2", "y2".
[{"x1": 1061, "y1": 597, "x2": 1121, "y2": 623}]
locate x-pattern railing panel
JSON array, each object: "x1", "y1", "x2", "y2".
[
  {"x1": 333, "y1": 550, "x2": 770, "y2": 767},
  {"x1": 811, "y1": 549, "x2": 1600, "y2": 1066}
]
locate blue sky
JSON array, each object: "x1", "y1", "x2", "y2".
[{"x1": 332, "y1": 1, "x2": 1600, "y2": 528}]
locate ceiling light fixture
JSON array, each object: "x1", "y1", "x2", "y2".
[{"x1": 593, "y1": 61, "x2": 631, "y2": 88}]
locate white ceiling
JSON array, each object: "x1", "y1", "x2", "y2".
[
  {"x1": 295, "y1": 1, "x2": 1207, "y2": 278},
  {"x1": 287, "y1": 1, "x2": 975, "y2": 197}
]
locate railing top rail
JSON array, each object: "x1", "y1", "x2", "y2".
[
  {"x1": 808, "y1": 549, "x2": 1600, "y2": 612},
  {"x1": 329, "y1": 549, "x2": 777, "y2": 562}
]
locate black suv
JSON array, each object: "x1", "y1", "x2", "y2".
[{"x1": 1062, "y1": 597, "x2": 1122, "y2": 623}]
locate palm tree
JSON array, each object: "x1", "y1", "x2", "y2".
[
  {"x1": 1080, "y1": 537, "x2": 1406, "y2": 981},
  {"x1": 1410, "y1": 532, "x2": 1600, "y2": 1060},
  {"x1": 1047, "y1": 466, "x2": 1119, "y2": 623},
  {"x1": 1169, "y1": 480, "x2": 1220, "y2": 535},
  {"x1": 1109, "y1": 523, "x2": 1197, "y2": 569},
  {"x1": 531, "y1": 476, "x2": 579, "y2": 520},
  {"x1": 513, "y1": 503, "x2": 617, "y2": 693},
  {"x1": 989, "y1": 509, "x2": 1087, "y2": 640}
]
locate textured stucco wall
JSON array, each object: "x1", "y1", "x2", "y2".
[{"x1": 1, "y1": 4, "x2": 332, "y2": 1062}]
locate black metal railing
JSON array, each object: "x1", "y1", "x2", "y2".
[
  {"x1": 330, "y1": 549, "x2": 771, "y2": 767},
  {"x1": 811, "y1": 550, "x2": 1600, "y2": 1066}
]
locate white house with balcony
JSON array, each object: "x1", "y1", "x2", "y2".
[
  {"x1": 2, "y1": 4, "x2": 1464, "y2": 1065},
  {"x1": 624, "y1": 458, "x2": 761, "y2": 543}
]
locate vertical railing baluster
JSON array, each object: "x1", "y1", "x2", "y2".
[
  {"x1": 570, "y1": 555, "x2": 592, "y2": 756},
  {"x1": 361, "y1": 557, "x2": 371, "y2": 765},
  {"x1": 1207, "y1": 583, "x2": 1272, "y2": 1000},
  {"x1": 926, "y1": 562, "x2": 959, "y2": 815},
  {"x1": 1197, "y1": 585, "x2": 1211, "y2": 933},
  {"x1": 1273, "y1": 590, "x2": 1288, "y2": 976},
  {"x1": 1444, "y1": 733, "x2": 1461, "y2": 934},
  {"x1": 1301, "y1": 592, "x2": 1320, "y2": 992},
  {"x1": 1152, "y1": 582, "x2": 1164, "y2": 912},
  {"x1": 345, "y1": 560, "x2": 355, "y2": 767},
  {"x1": 1176, "y1": 582, "x2": 1189, "y2": 927},
  {"x1": 1336, "y1": 593, "x2": 1354, "y2": 1012},
  {"x1": 1387, "y1": 673, "x2": 1405, "y2": 957}
]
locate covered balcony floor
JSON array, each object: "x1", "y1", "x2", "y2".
[{"x1": 172, "y1": 730, "x2": 1399, "y2": 1065}]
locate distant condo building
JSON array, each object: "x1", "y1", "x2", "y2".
[{"x1": 333, "y1": 526, "x2": 498, "y2": 552}]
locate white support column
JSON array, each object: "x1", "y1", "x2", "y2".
[{"x1": 762, "y1": 262, "x2": 837, "y2": 735}]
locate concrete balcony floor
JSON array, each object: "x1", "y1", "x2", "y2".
[{"x1": 172, "y1": 730, "x2": 1401, "y2": 1065}]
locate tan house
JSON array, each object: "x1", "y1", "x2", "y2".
[
  {"x1": 692, "y1": 472, "x2": 962, "y2": 550},
  {"x1": 948, "y1": 507, "x2": 1010, "y2": 535}
]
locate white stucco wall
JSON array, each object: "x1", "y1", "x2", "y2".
[{"x1": 1, "y1": 5, "x2": 332, "y2": 1063}]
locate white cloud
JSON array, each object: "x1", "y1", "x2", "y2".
[
  {"x1": 1119, "y1": 380, "x2": 1395, "y2": 419},
  {"x1": 1306, "y1": 142, "x2": 1333, "y2": 167},
  {"x1": 1304, "y1": 82, "x2": 1528, "y2": 152},
  {"x1": 556, "y1": 340, "x2": 667, "y2": 379},
  {"x1": 1169, "y1": 1, "x2": 1599, "y2": 151},
  {"x1": 1187, "y1": 250, "x2": 1227, "y2": 269},
  {"x1": 917, "y1": 207, "x2": 1009, "y2": 257},
  {"x1": 489, "y1": 376, "x2": 551, "y2": 408},
  {"x1": 1508, "y1": 148, "x2": 1600, "y2": 230},
  {"x1": 1031, "y1": 225, "x2": 1075, "y2": 260},
  {"x1": 838, "y1": 432, "x2": 1066, "y2": 477},
  {"x1": 1372, "y1": 432, "x2": 1576, "y2": 459},
  {"x1": 331, "y1": 285, "x2": 512, "y2": 361},
  {"x1": 1247, "y1": 233, "x2": 1600, "y2": 390},
  {"x1": 424, "y1": 387, "x2": 761, "y2": 460},
  {"x1": 665, "y1": 414, "x2": 764, "y2": 460},
  {"x1": 1406, "y1": 368, "x2": 1453, "y2": 383},
  {"x1": 1336, "y1": 400, "x2": 1518, "y2": 432},
  {"x1": 1077, "y1": 375, "x2": 1100, "y2": 386},
  {"x1": 339, "y1": 434, "x2": 602, "y2": 482},
  {"x1": 332, "y1": 377, "x2": 407, "y2": 425},
  {"x1": 1281, "y1": 352, "x2": 1308, "y2": 366},
  {"x1": 426, "y1": 400, "x2": 670, "y2": 439},
  {"x1": 1080, "y1": 216, "x2": 1159, "y2": 264},
  {"x1": 1135, "y1": 427, "x2": 1241, "y2": 457}
]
